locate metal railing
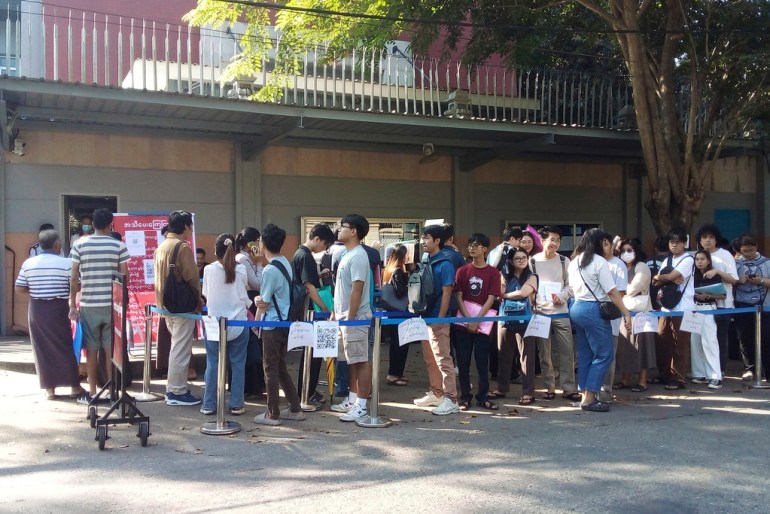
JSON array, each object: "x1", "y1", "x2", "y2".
[{"x1": 4, "y1": 4, "x2": 648, "y2": 130}]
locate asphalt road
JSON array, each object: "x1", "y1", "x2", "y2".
[{"x1": 1, "y1": 349, "x2": 769, "y2": 513}]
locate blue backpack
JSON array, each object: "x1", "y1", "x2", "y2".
[{"x1": 501, "y1": 274, "x2": 537, "y2": 330}]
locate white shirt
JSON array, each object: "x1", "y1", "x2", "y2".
[
  {"x1": 709, "y1": 247, "x2": 738, "y2": 308},
  {"x1": 202, "y1": 262, "x2": 250, "y2": 339},
  {"x1": 568, "y1": 254, "x2": 617, "y2": 302}
]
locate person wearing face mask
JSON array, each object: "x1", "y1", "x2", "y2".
[
  {"x1": 615, "y1": 239, "x2": 655, "y2": 392},
  {"x1": 70, "y1": 214, "x2": 95, "y2": 250}
]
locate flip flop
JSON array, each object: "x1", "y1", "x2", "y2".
[
  {"x1": 613, "y1": 381, "x2": 627, "y2": 389},
  {"x1": 542, "y1": 392, "x2": 556, "y2": 401},
  {"x1": 562, "y1": 392, "x2": 582, "y2": 401},
  {"x1": 518, "y1": 396, "x2": 535, "y2": 405},
  {"x1": 631, "y1": 384, "x2": 648, "y2": 392},
  {"x1": 386, "y1": 377, "x2": 409, "y2": 386},
  {"x1": 487, "y1": 390, "x2": 506, "y2": 399},
  {"x1": 478, "y1": 400, "x2": 499, "y2": 411}
]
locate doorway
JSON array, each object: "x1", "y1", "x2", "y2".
[{"x1": 63, "y1": 194, "x2": 118, "y2": 251}]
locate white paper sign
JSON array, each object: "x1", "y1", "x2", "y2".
[
  {"x1": 124, "y1": 230, "x2": 147, "y2": 256},
  {"x1": 632, "y1": 312, "x2": 659, "y2": 334},
  {"x1": 398, "y1": 318, "x2": 429, "y2": 346},
  {"x1": 313, "y1": 321, "x2": 339, "y2": 358},
  {"x1": 679, "y1": 310, "x2": 705, "y2": 334},
  {"x1": 523, "y1": 314, "x2": 552, "y2": 339},
  {"x1": 538, "y1": 281, "x2": 562, "y2": 304},
  {"x1": 201, "y1": 315, "x2": 219, "y2": 341},
  {"x1": 288, "y1": 322, "x2": 315, "y2": 350}
]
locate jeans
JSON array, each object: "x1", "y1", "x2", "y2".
[
  {"x1": 570, "y1": 301, "x2": 614, "y2": 394},
  {"x1": 203, "y1": 327, "x2": 249, "y2": 411},
  {"x1": 455, "y1": 328, "x2": 491, "y2": 403},
  {"x1": 334, "y1": 360, "x2": 349, "y2": 397}
]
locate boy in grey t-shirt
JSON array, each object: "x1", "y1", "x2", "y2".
[{"x1": 330, "y1": 214, "x2": 373, "y2": 422}]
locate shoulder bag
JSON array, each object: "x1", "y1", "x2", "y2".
[
  {"x1": 163, "y1": 241, "x2": 199, "y2": 313},
  {"x1": 578, "y1": 267, "x2": 622, "y2": 320}
]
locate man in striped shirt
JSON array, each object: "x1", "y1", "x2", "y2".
[
  {"x1": 69, "y1": 208, "x2": 130, "y2": 404},
  {"x1": 16, "y1": 230, "x2": 84, "y2": 399}
]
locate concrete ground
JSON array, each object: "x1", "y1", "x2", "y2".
[{"x1": 1, "y1": 336, "x2": 769, "y2": 513}]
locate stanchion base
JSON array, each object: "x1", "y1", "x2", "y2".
[
  {"x1": 750, "y1": 382, "x2": 770, "y2": 389},
  {"x1": 200, "y1": 420, "x2": 242, "y2": 435},
  {"x1": 300, "y1": 402, "x2": 323, "y2": 412},
  {"x1": 133, "y1": 392, "x2": 164, "y2": 402},
  {"x1": 355, "y1": 415, "x2": 393, "y2": 428}
]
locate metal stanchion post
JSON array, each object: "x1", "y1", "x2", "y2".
[
  {"x1": 751, "y1": 306, "x2": 769, "y2": 389},
  {"x1": 135, "y1": 304, "x2": 163, "y2": 402},
  {"x1": 301, "y1": 309, "x2": 322, "y2": 412},
  {"x1": 356, "y1": 316, "x2": 392, "y2": 428},
  {"x1": 201, "y1": 317, "x2": 242, "y2": 435}
]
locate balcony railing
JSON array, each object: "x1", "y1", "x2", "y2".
[{"x1": 2, "y1": 4, "x2": 642, "y2": 130}]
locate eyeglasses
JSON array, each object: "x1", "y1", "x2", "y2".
[
  {"x1": 467, "y1": 243, "x2": 484, "y2": 249},
  {"x1": 339, "y1": 224, "x2": 353, "y2": 230},
  {"x1": 513, "y1": 256, "x2": 528, "y2": 262}
]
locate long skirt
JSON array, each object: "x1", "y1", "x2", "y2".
[{"x1": 28, "y1": 298, "x2": 80, "y2": 389}]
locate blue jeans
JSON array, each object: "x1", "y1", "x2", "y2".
[
  {"x1": 203, "y1": 327, "x2": 249, "y2": 411},
  {"x1": 455, "y1": 328, "x2": 491, "y2": 403},
  {"x1": 570, "y1": 301, "x2": 614, "y2": 394}
]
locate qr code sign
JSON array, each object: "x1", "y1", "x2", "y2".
[
  {"x1": 143, "y1": 259, "x2": 155, "y2": 285},
  {"x1": 313, "y1": 321, "x2": 339, "y2": 358}
]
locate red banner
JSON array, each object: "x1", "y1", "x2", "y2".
[{"x1": 112, "y1": 213, "x2": 196, "y2": 349}]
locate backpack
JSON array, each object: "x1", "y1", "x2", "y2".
[
  {"x1": 501, "y1": 274, "x2": 538, "y2": 331},
  {"x1": 408, "y1": 255, "x2": 449, "y2": 315},
  {"x1": 657, "y1": 254, "x2": 694, "y2": 309},
  {"x1": 268, "y1": 260, "x2": 310, "y2": 322},
  {"x1": 736, "y1": 258, "x2": 768, "y2": 306}
]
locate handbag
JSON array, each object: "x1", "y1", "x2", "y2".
[
  {"x1": 162, "y1": 241, "x2": 199, "y2": 313},
  {"x1": 579, "y1": 268, "x2": 622, "y2": 320},
  {"x1": 623, "y1": 294, "x2": 650, "y2": 312},
  {"x1": 380, "y1": 282, "x2": 409, "y2": 311}
]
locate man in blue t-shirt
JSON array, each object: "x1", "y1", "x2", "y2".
[
  {"x1": 253, "y1": 224, "x2": 305, "y2": 426},
  {"x1": 413, "y1": 225, "x2": 460, "y2": 416}
]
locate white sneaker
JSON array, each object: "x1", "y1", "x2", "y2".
[
  {"x1": 279, "y1": 408, "x2": 306, "y2": 421},
  {"x1": 431, "y1": 397, "x2": 460, "y2": 416},
  {"x1": 330, "y1": 398, "x2": 354, "y2": 413},
  {"x1": 339, "y1": 403, "x2": 367, "y2": 422},
  {"x1": 413, "y1": 391, "x2": 442, "y2": 407},
  {"x1": 742, "y1": 370, "x2": 755, "y2": 381},
  {"x1": 708, "y1": 379, "x2": 723, "y2": 390}
]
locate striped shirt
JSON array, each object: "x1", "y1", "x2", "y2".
[
  {"x1": 15, "y1": 253, "x2": 72, "y2": 299},
  {"x1": 70, "y1": 234, "x2": 130, "y2": 307}
]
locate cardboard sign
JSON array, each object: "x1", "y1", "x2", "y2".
[{"x1": 679, "y1": 310, "x2": 705, "y2": 334}]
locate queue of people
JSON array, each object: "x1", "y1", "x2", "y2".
[{"x1": 14, "y1": 211, "x2": 770, "y2": 422}]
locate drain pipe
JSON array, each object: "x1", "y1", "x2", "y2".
[{"x1": 4, "y1": 245, "x2": 29, "y2": 336}]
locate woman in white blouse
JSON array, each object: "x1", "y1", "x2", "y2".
[
  {"x1": 568, "y1": 229, "x2": 632, "y2": 412},
  {"x1": 201, "y1": 233, "x2": 252, "y2": 416}
]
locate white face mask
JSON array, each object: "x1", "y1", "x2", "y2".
[{"x1": 620, "y1": 251, "x2": 635, "y2": 263}]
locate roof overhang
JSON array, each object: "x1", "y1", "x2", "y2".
[{"x1": 0, "y1": 76, "x2": 664, "y2": 167}]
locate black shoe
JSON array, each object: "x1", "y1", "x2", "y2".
[{"x1": 581, "y1": 400, "x2": 610, "y2": 412}]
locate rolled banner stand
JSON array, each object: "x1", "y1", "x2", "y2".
[
  {"x1": 750, "y1": 306, "x2": 770, "y2": 389},
  {"x1": 301, "y1": 309, "x2": 322, "y2": 412},
  {"x1": 356, "y1": 316, "x2": 393, "y2": 428},
  {"x1": 201, "y1": 317, "x2": 242, "y2": 435},
  {"x1": 134, "y1": 304, "x2": 163, "y2": 402}
]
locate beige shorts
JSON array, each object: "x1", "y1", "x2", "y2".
[{"x1": 338, "y1": 318, "x2": 370, "y2": 365}]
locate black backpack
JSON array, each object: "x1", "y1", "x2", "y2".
[
  {"x1": 408, "y1": 255, "x2": 449, "y2": 315},
  {"x1": 268, "y1": 260, "x2": 310, "y2": 322}
]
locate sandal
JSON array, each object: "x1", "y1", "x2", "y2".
[
  {"x1": 386, "y1": 376, "x2": 409, "y2": 386},
  {"x1": 613, "y1": 381, "x2": 627, "y2": 389},
  {"x1": 562, "y1": 392, "x2": 582, "y2": 401},
  {"x1": 664, "y1": 381, "x2": 686, "y2": 391},
  {"x1": 631, "y1": 384, "x2": 648, "y2": 392},
  {"x1": 459, "y1": 400, "x2": 471, "y2": 411},
  {"x1": 518, "y1": 396, "x2": 535, "y2": 406},
  {"x1": 478, "y1": 399, "x2": 499, "y2": 411},
  {"x1": 487, "y1": 390, "x2": 506, "y2": 399},
  {"x1": 542, "y1": 392, "x2": 556, "y2": 401}
]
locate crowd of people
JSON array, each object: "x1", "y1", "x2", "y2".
[{"x1": 13, "y1": 211, "x2": 770, "y2": 422}]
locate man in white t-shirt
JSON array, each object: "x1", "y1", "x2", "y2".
[
  {"x1": 653, "y1": 228, "x2": 695, "y2": 390},
  {"x1": 529, "y1": 226, "x2": 579, "y2": 401},
  {"x1": 329, "y1": 214, "x2": 373, "y2": 422},
  {"x1": 695, "y1": 224, "x2": 738, "y2": 375}
]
